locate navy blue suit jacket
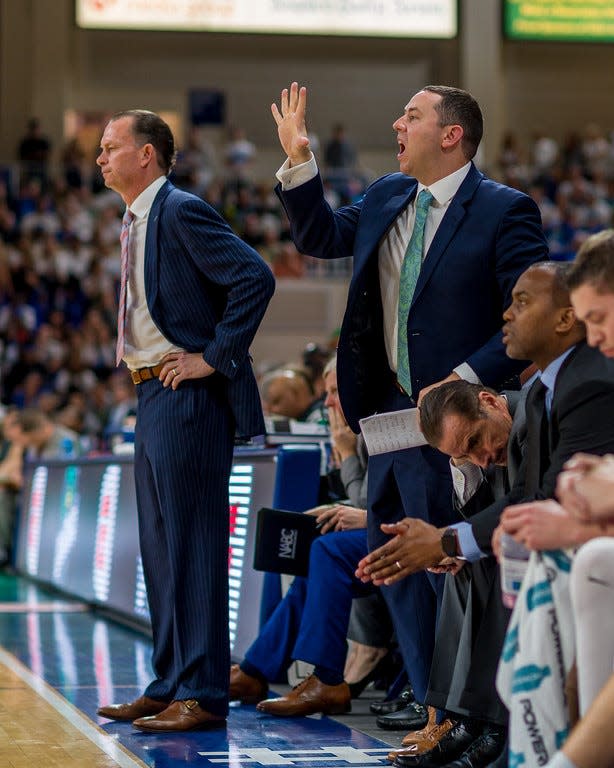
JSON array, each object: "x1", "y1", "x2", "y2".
[
  {"x1": 277, "y1": 164, "x2": 548, "y2": 432},
  {"x1": 144, "y1": 180, "x2": 275, "y2": 437}
]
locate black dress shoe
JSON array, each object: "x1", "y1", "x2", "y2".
[
  {"x1": 376, "y1": 701, "x2": 428, "y2": 730},
  {"x1": 369, "y1": 684, "x2": 415, "y2": 715},
  {"x1": 393, "y1": 721, "x2": 481, "y2": 767},
  {"x1": 442, "y1": 726, "x2": 506, "y2": 768}
]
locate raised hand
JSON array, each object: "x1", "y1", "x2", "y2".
[{"x1": 271, "y1": 82, "x2": 312, "y2": 166}]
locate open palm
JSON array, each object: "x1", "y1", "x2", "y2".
[{"x1": 271, "y1": 82, "x2": 311, "y2": 165}]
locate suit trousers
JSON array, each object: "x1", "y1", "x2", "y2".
[
  {"x1": 426, "y1": 559, "x2": 511, "y2": 725},
  {"x1": 367, "y1": 387, "x2": 460, "y2": 704},
  {"x1": 134, "y1": 375, "x2": 234, "y2": 716},
  {"x1": 244, "y1": 529, "x2": 372, "y2": 679}
]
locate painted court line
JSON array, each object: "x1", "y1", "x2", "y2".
[
  {"x1": 0, "y1": 601, "x2": 89, "y2": 612},
  {"x1": 0, "y1": 646, "x2": 148, "y2": 768}
]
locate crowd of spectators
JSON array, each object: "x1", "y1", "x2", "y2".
[
  {"x1": 2, "y1": 118, "x2": 614, "y2": 452},
  {"x1": 496, "y1": 124, "x2": 614, "y2": 260}
]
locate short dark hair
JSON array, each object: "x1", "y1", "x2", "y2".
[
  {"x1": 420, "y1": 380, "x2": 497, "y2": 447},
  {"x1": 524, "y1": 260, "x2": 574, "y2": 308},
  {"x1": 422, "y1": 85, "x2": 483, "y2": 160},
  {"x1": 111, "y1": 109, "x2": 176, "y2": 174},
  {"x1": 15, "y1": 408, "x2": 48, "y2": 434},
  {"x1": 566, "y1": 229, "x2": 614, "y2": 295}
]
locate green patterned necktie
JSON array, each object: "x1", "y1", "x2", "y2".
[{"x1": 397, "y1": 189, "x2": 434, "y2": 395}]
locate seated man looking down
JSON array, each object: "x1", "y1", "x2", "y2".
[{"x1": 384, "y1": 380, "x2": 527, "y2": 767}]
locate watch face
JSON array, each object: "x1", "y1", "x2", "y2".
[{"x1": 442, "y1": 529, "x2": 457, "y2": 558}]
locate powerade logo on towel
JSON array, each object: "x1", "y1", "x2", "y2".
[
  {"x1": 512, "y1": 664, "x2": 551, "y2": 694},
  {"x1": 509, "y1": 752, "x2": 526, "y2": 768},
  {"x1": 279, "y1": 528, "x2": 299, "y2": 559},
  {"x1": 526, "y1": 580, "x2": 553, "y2": 611},
  {"x1": 502, "y1": 624, "x2": 519, "y2": 663}
]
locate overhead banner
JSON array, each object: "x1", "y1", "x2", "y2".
[
  {"x1": 504, "y1": 0, "x2": 614, "y2": 42},
  {"x1": 76, "y1": 0, "x2": 457, "y2": 38}
]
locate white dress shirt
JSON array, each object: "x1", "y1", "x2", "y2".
[{"x1": 121, "y1": 176, "x2": 184, "y2": 369}]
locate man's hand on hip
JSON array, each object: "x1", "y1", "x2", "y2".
[{"x1": 160, "y1": 352, "x2": 216, "y2": 391}]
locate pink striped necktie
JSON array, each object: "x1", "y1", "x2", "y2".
[{"x1": 116, "y1": 208, "x2": 135, "y2": 366}]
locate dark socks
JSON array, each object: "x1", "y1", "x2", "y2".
[
  {"x1": 314, "y1": 664, "x2": 344, "y2": 686},
  {"x1": 240, "y1": 660, "x2": 268, "y2": 684}
]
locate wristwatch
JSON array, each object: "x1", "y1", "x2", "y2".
[{"x1": 441, "y1": 527, "x2": 459, "y2": 558}]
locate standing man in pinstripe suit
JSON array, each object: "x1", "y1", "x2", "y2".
[{"x1": 95, "y1": 110, "x2": 275, "y2": 732}]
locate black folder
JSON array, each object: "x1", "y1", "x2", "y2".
[{"x1": 253, "y1": 507, "x2": 319, "y2": 577}]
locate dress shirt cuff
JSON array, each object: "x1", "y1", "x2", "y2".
[
  {"x1": 450, "y1": 521, "x2": 485, "y2": 562},
  {"x1": 275, "y1": 154, "x2": 317, "y2": 190},
  {"x1": 453, "y1": 363, "x2": 481, "y2": 384},
  {"x1": 450, "y1": 460, "x2": 484, "y2": 507}
]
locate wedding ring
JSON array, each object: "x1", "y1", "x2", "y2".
[
  {"x1": 172, "y1": 368, "x2": 177, "y2": 376},
  {"x1": 395, "y1": 560, "x2": 402, "y2": 571}
]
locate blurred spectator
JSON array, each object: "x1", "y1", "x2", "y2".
[
  {"x1": 224, "y1": 127, "x2": 256, "y2": 179},
  {"x1": 172, "y1": 126, "x2": 217, "y2": 195},
  {"x1": 302, "y1": 342, "x2": 332, "y2": 399},
  {"x1": 323, "y1": 123, "x2": 359, "y2": 200},
  {"x1": 0, "y1": 180, "x2": 18, "y2": 242},
  {"x1": 271, "y1": 242, "x2": 305, "y2": 278},
  {"x1": 60, "y1": 137, "x2": 87, "y2": 191},
  {"x1": 17, "y1": 118, "x2": 52, "y2": 188},
  {"x1": 324, "y1": 123, "x2": 357, "y2": 174},
  {"x1": 0, "y1": 408, "x2": 24, "y2": 566},
  {"x1": 260, "y1": 367, "x2": 325, "y2": 423},
  {"x1": 3, "y1": 407, "x2": 81, "y2": 459},
  {"x1": 532, "y1": 128, "x2": 559, "y2": 173},
  {"x1": 20, "y1": 192, "x2": 61, "y2": 238}
]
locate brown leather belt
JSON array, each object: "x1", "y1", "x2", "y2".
[{"x1": 130, "y1": 364, "x2": 163, "y2": 385}]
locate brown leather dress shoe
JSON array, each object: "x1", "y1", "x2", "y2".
[
  {"x1": 229, "y1": 664, "x2": 268, "y2": 704},
  {"x1": 401, "y1": 707, "x2": 437, "y2": 746},
  {"x1": 256, "y1": 674, "x2": 351, "y2": 717},
  {"x1": 399, "y1": 708, "x2": 456, "y2": 745},
  {"x1": 132, "y1": 699, "x2": 226, "y2": 732},
  {"x1": 97, "y1": 695, "x2": 168, "y2": 721},
  {"x1": 387, "y1": 714, "x2": 456, "y2": 762}
]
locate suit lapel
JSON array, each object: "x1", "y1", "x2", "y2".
[
  {"x1": 144, "y1": 180, "x2": 173, "y2": 309},
  {"x1": 411, "y1": 165, "x2": 483, "y2": 309},
  {"x1": 505, "y1": 389, "x2": 528, "y2": 487}
]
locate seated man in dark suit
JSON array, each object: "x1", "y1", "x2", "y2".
[
  {"x1": 384, "y1": 381, "x2": 526, "y2": 766},
  {"x1": 357, "y1": 261, "x2": 614, "y2": 768}
]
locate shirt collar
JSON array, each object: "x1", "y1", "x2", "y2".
[
  {"x1": 128, "y1": 175, "x2": 167, "y2": 220},
  {"x1": 538, "y1": 345, "x2": 576, "y2": 394},
  {"x1": 417, "y1": 162, "x2": 472, "y2": 207}
]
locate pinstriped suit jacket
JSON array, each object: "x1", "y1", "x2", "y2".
[{"x1": 144, "y1": 180, "x2": 275, "y2": 437}]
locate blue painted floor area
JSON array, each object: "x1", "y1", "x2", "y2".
[{"x1": 0, "y1": 573, "x2": 393, "y2": 768}]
